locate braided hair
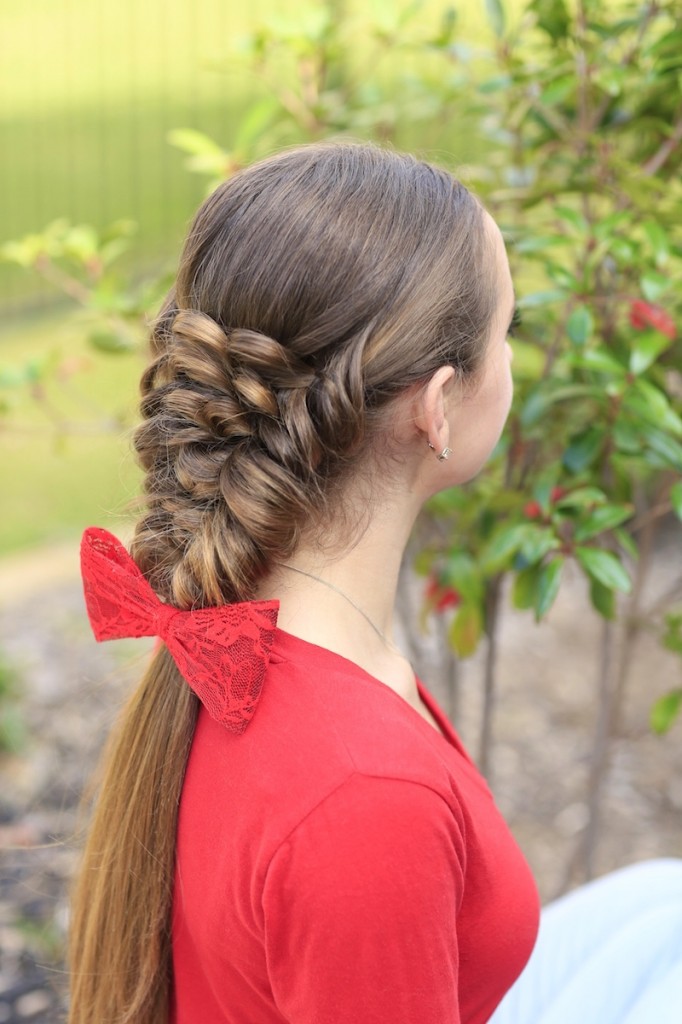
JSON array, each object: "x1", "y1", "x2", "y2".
[{"x1": 131, "y1": 142, "x2": 494, "y2": 609}]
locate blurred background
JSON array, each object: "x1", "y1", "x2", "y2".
[
  {"x1": 1, "y1": 0, "x2": 498, "y2": 554},
  {"x1": 1, "y1": 0, "x2": 681, "y2": 1019}
]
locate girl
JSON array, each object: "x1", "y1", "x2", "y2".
[{"x1": 70, "y1": 142, "x2": 682, "y2": 1024}]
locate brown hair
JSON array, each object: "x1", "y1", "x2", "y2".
[{"x1": 68, "y1": 142, "x2": 496, "y2": 1022}]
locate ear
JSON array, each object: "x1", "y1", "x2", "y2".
[{"x1": 411, "y1": 366, "x2": 457, "y2": 451}]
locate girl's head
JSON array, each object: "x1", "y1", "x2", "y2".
[{"x1": 132, "y1": 142, "x2": 511, "y2": 608}]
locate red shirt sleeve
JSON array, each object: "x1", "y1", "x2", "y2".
[{"x1": 262, "y1": 772, "x2": 466, "y2": 1024}]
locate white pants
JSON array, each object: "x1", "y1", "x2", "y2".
[{"x1": 490, "y1": 859, "x2": 682, "y2": 1024}]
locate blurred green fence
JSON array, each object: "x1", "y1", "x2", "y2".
[{"x1": 0, "y1": 0, "x2": 285, "y2": 323}]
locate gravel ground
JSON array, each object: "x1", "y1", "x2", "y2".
[{"x1": 1, "y1": 529, "x2": 681, "y2": 1022}]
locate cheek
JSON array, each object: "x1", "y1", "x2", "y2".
[
  {"x1": 489, "y1": 350, "x2": 514, "y2": 415},
  {"x1": 500, "y1": 344, "x2": 514, "y2": 404},
  {"x1": 504, "y1": 354, "x2": 514, "y2": 407}
]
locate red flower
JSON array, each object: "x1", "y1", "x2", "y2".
[
  {"x1": 523, "y1": 500, "x2": 542, "y2": 520},
  {"x1": 629, "y1": 300, "x2": 676, "y2": 340},
  {"x1": 550, "y1": 486, "x2": 567, "y2": 504},
  {"x1": 425, "y1": 575, "x2": 461, "y2": 613}
]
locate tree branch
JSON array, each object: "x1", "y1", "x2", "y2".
[{"x1": 642, "y1": 111, "x2": 682, "y2": 177}]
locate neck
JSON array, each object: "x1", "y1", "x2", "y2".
[{"x1": 254, "y1": 487, "x2": 422, "y2": 673}]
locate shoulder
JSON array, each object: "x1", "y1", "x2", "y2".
[
  {"x1": 181, "y1": 648, "x2": 465, "y2": 858},
  {"x1": 267, "y1": 770, "x2": 467, "y2": 882},
  {"x1": 261, "y1": 648, "x2": 463, "y2": 797}
]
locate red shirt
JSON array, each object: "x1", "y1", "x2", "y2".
[{"x1": 171, "y1": 628, "x2": 539, "y2": 1023}]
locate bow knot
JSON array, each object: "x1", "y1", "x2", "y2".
[
  {"x1": 154, "y1": 601, "x2": 180, "y2": 638},
  {"x1": 80, "y1": 527, "x2": 279, "y2": 734}
]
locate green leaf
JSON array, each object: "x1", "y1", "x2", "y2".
[
  {"x1": 515, "y1": 289, "x2": 565, "y2": 309},
  {"x1": 570, "y1": 348, "x2": 626, "y2": 375},
  {"x1": 643, "y1": 220, "x2": 670, "y2": 267},
  {"x1": 480, "y1": 524, "x2": 533, "y2": 573},
  {"x1": 613, "y1": 419, "x2": 642, "y2": 454},
  {"x1": 101, "y1": 218, "x2": 137, "y2": 244},
  {"x1": 554, "y1": 205, "x2": 587, "y2": 232},
  {"x1": 99, "y1": 236, "x2": 133, "y2": 268},
  {"x1": 574, "y1": 504, "x2": 634, "y2": 542},
  {"x1": 535, "y1": 557, "x2": 564, "y2": 619},
  {"x1": 519, "y1": 527, "x2": 561, "y2": 565},
  {"x1": 554, "y1": 487, "x2": 607, "y2": 509},
  {"x1": 233, "y1": 97, "x2": 281, "y2": 152},
  {"x1": 444, "y1": 551, "x2": 484, "y2": 604},
  {"x1": 529, "y1": 0, "x2": 571, "y2": 40},
  {"x1": 431, "y1": 6, "x2": 459, "y2": 47},
  {"x1": 479, "y1": 74, "x2": 513, "y2": 94},
  {"x1": 65, "y1": 224, "x2": 98, "y2": 261},
  {"x1": 449, "y1": 602, "x2": 484, "y2": 658},
  {"x1": 88, "y1": 328, "x2": 135, "y2": 354},
  {"x1": 609, "y1": 238, "x2": 635, "y2": 262},
  {"x1": 575, "y1": 546, "x2": 632, "y2": 593},
  {"x1": 168, "y1": 128, "x2": 226, "y2": 158},
  {"x1": 663, "y1": 613, "x2": 682, "y2": 656},
  {"x1": 512, "y1": 565, "x2": 542, "y2": 610},
  {"x1": 484, "y1": 0, "x2": 506, "y2": 37},
  {"x1": 671, "y1": 482, "x2": 682, "y2": 520},
  {"x1": 589, "y1": 577, "x2": 616, "y2": 620},
  {"x1": 519, "y1": 387, "x2": 549, "y2": 427},
  {"x1": 520, "y1": 384, "x2": 603, "y2": 427},
  {"x1": 614, "y1": 527, "x2": 639, "y2": 561},
  {"x1": 566, "y1": 305, "x2": 594, "y2": 346},
  {"x1": 594, "y1": 67, "x2": 624, "y2": 97},
  {"x1": 650, "y1": 690, "x2": 682, "y2": 735},
  {"x1": 0, "y1": 239, "x2": 38, "y2": 267},
  {"x1": 562, "y1": 427, "x2": 604, "y2": 473},
  {"x1": 641, "y1": 427, "x2": 682, "y2": 472},
  {"x1": 413, "y1": 549, "x2": 436, "y2": 577},
  {"x1": 629, "y1": 330, "x2": 674, "y2": 375},
  {"x1": 531, "y1": 476, "x2": 554, "y2": 512},
  {"x1": 547, "y1": 263, "x2": 578, "y2": 290},
  {"x1": 513, "y1": 235, "x2": 567, "y2": 254},
  {"x1": 649, "y1": 28, "x2": 682, "y2": 57},
  {"x1": 592, "y1": 211, "x2": 630, "y2": 240},
  {"x1": 627, "y1": 380, "x2": 682, "y2": 436},
  {"x1": 640, "y1": 270, "x2": 670, "y2": 304},
  {"x1": 540, "y1": 75, "x2": 574, "y2": 105}
]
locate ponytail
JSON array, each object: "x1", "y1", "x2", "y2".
[{"x1": 68, "y1": 649, "x2": 198, "y2": 1023}]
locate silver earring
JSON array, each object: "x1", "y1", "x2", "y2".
[{"x1": 427, "y1": 441, "x2": 452, "y2": 461}]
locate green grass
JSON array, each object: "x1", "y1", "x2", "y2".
[{"x1": 1, "y1": 309, "x2": 143, "y2": 554}]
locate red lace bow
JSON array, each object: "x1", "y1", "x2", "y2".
[{"x1": 80, "y1": 527, "x2": 279, "y2": 734}]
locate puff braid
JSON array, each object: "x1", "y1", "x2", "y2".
[
  {"x1": 130, "y1": 143, "x2": 494, "y2": 615},
  {"x1": 132, "y1": 306, "x2": 364, "y2": 608}
]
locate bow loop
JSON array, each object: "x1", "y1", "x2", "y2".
[{"x1": 80, "y1": 527, "x2": 279, "y2": 734}]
